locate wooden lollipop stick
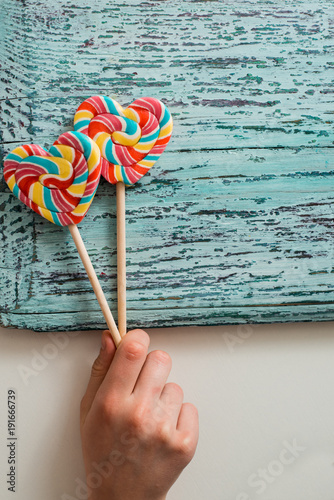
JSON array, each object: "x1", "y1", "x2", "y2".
[
  {"x1": 116, "y1": 181, "x2": 127, "y2": 337},
  {"x1": 68, "y1": 224, "x2": 122, "y2": 347}
]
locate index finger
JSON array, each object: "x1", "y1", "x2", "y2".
[{"x1": 97, "y1": 329, "x2": 150, "y2": 400}]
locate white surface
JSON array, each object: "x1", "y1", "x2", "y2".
[{"x1": 1, "y1": 321, "x2": 334, "y2": 500}]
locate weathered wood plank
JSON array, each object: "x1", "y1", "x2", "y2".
[
  {"x1": 1, "y1": 147, "x2": 334, "y2": 329},
  {"x1": 0, "y1": 0, "x2": 333, "y2": 330},
  {"x1": 1, "y1": 95, "x2": 334, "y2": 149}
]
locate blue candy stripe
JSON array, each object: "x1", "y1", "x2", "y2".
[
  {"x1": 143, "y1": 154, "x2": 160, "y2": 162},
  {"x1": 139, "y1": 130, "x2": 159, "y2": 143},
  {"x1": 72, "y1": 171, "x2": 88, "y2": 185},
  {"x1": 104, "y1": 96, "x2": 123, "y2": 116},
  {"x1": 159, "y1": 108, "x2": 171, "y2": 129},
  {"x1": 13, "y1": 184, "x2": 19, "y2": 197},
  {"x1": 120, "y1": 165, "x2": 131, "y2": 185},
  {"x1": 75, "y1": 118, "x2": 90, "y2": 131},
  {"x1": 105, "y1": 141, "x2": 119, "y2": 165},
  {"x1": 43, "y1": 187, "x2": 59, "y2": 212},
  {"x1": 121, "y1": 117, "x2": 140, "y2": 134},
  {"x1": 6, "y1": 152, "x2": 26, "y2": 162},
  {"x1": 80, "y1": 195, "x2": 94, "y2": 204},
  {"x1": 30, "y1": 156, "x2": 60, "y2": 174}
]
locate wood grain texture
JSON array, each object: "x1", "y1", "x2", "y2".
[{"x1": 0, "y1": 0, "x2": 333, "y2": 331}]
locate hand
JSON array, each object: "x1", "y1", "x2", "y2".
[{"x1": 80, "y1": 329, "x2": 199, "y2": 500}]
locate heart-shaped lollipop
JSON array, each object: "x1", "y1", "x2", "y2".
[
  {"x1": 3, "y1": 130, "x2": 121, "y2": 345},
  {"x1": 74, "y1": 95, "x2": 173, "y2": 337},
  {"x1": 4, "y1": 131, "x2": 101, "y2": 226},
  {"x1": 74, "y1": 95, "x2": 173, "y2": 185}
]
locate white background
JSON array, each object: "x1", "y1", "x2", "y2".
[{"x1": 1, "y1": 321, "x2": 334, "y2": 500}]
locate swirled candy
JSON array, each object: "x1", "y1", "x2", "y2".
[
  {"x1": 3, "y1": 131, "x2": 101, "y2": 226},
  {"x1": 74, "y1": 96, "x2": 173, "y2": 185}
]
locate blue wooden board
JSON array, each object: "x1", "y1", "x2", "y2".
[{"x1": 0, "y1": 0, "x2": 334, "y2": 331}]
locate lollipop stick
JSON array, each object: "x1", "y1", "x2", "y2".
[
  {"x1": 68, "y1": 224, "x2": 122, "y2": 347},
  {"x1": 116, "y1": 181, "x2": 127, "y2": 337}
]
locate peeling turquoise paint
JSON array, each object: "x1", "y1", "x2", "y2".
[{"x1": 0, "y1": 0, "x2": 333, "y2": 331}]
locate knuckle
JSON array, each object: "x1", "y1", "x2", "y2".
[
  {"x1": 150, "y1": 384, "x2": 164, "y2": 400},
  {"x1": 122, "y1": 340, "x2": 147, "y2": 362},
  {"x1": 99, "y1": 403, "x2": 113, "y2": 423},
  {"x1": 132, "y1": 402, "x2": 147, "y2": 423},
  {"x1": 149, "y1": 350, "x2": 171, "y2": 367},
  {"x1": 129, "y1": 404, "x2": 152, "y2": 436},
  {"x1": 95, "y1": 394, "x2": 119, "y2": 422},
  {"x1": 174, "y1": 434, "x2": 196, "y2": 460},
  {"x1": 99, "y1": 400, "x2": 116, "y2": 423},
  {"x1": 167, "y1": 382, "x2": 184, "y2": 399},
  {"x1": 156, "y1": 421, "x2": 173, "y2": 445},
  {"x1": 90, "y1": 354, "x2": 105, "y2": 377}
]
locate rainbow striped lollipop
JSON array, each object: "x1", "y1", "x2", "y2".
[
  {"x1": 4, "y1": 131, "x2": 100, "y2": 226},
  {"x1": 4, "y1": 131, "x2": 121, "y2": 345},
  {"x1": 74, "y1": 95, "x2": 173, "y2": 185},
  {"x1": 74, "y1": 96, "x2": 173, "y2": 336}
]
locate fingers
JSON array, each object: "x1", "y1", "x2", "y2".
[
  {"x1": 133, "y1": 350, "x2": 172, "y2": 402},
  {"x1": 158, "y1": 382, "x2": 184, "y2": 425},
  {"x1": 176, "y1": 403, "x2": 199, "y2": 459},
  {"x1": 97, "y1": 329, "x2": 150, "y2": 400},
  {"x1": 80, "y1": 330, "x2": 116, "y2": 424}
]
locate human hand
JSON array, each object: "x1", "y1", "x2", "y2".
[{"x1": 80, "y1": 329, "x2": 199, "y2": 500}]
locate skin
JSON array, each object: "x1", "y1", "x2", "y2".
[{"x1": 80, "y1": 329, "x2": 199, "y2": 500}]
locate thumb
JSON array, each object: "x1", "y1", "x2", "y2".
[{"x1": 80, "y1": 330, "x2": 117, "y2": 424}]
